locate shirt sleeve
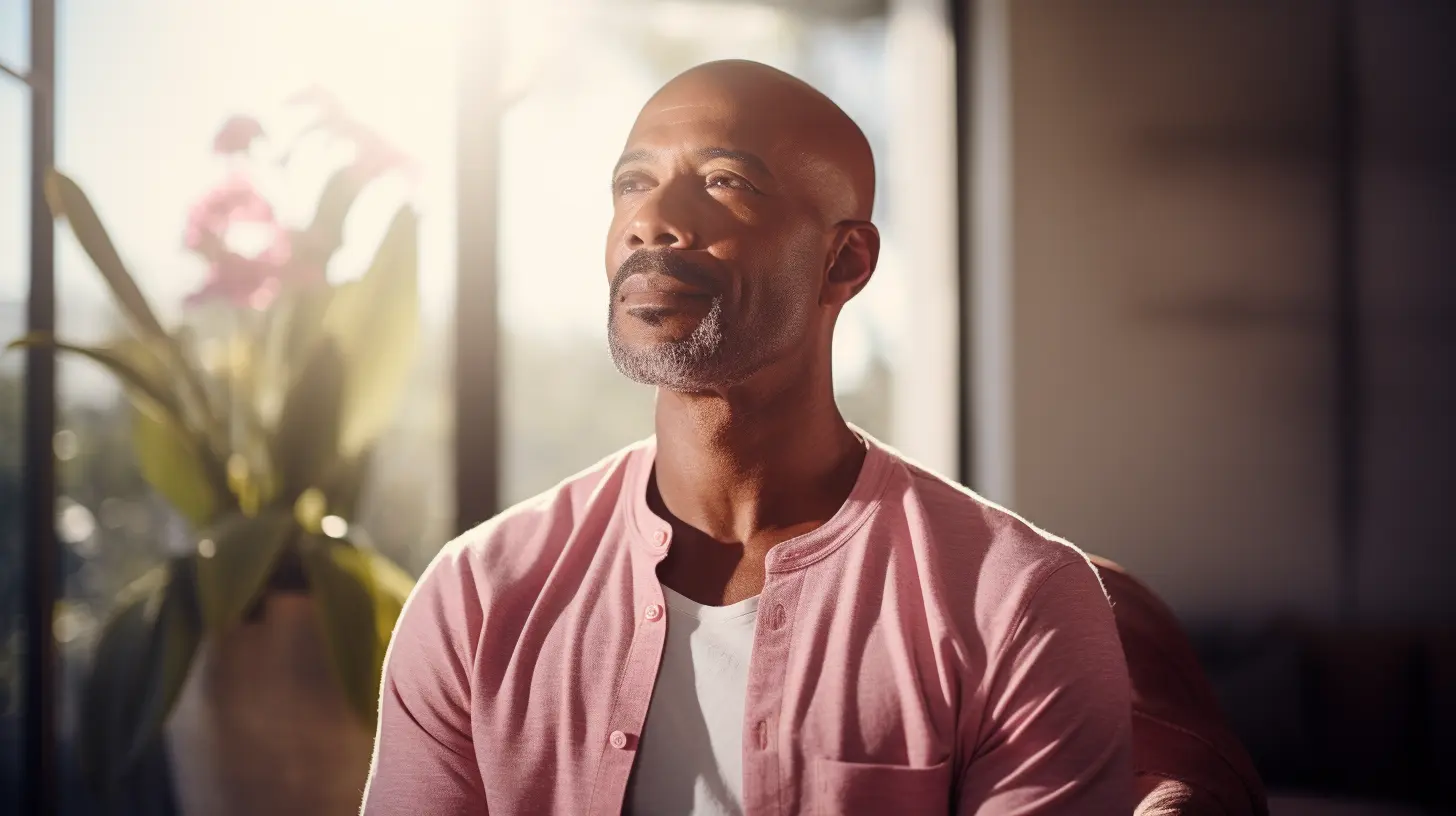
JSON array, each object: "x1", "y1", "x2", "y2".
[
  {"x1": 957, "y1": 559, "x2": 1134, "y2": 815},
  {"x1": 361, "y1": 550, "x2": 488, "y2": 815}
]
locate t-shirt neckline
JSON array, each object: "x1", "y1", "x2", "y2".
[{"x1": 661, "y1": 586, "x2": 761, "y2": 621}]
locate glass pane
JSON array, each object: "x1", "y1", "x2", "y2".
[
  {"x1": 0, "y1": 0, "x2": 27, "y2": 76},
  {"x1": 0, "y1": 73, "x2": 28, "y2": 816},
  {"x1": 53, "y1": 0, "x2": 456, "y2": 810},
  {"x1": 499, "y1": 0, "x2": 925, "y2": 505}
]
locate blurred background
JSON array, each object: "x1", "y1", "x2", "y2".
[{"x1": 0, "y1": 0, "x2": 1452, "y2": 814}]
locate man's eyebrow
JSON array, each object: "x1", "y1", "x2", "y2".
[
  {"x1": 612, "y1": 147, "x2": 775, "y2": 178},
  {"x1": 612, "y1": 149, "x2": 653, "y2": 177},
  {"x1": 696, "y1": 147, "x2": 773, "y2": 178}
]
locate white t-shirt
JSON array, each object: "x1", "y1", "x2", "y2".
[{"x1": 625, "y1": 586, "x2": 759, "y2": 815}]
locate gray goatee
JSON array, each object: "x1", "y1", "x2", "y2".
[{"x1": 607, "y1": 294, "x2": 730, "y2": 391}]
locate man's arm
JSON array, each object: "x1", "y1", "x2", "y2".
[
  {"x1": 957, "y1": 559, "x2": 1133, "y2": 814},
  {"x1": 361, "y1": 550, "x2": 487, "y2": 815}
]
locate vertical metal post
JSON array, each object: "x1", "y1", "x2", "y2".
[
  {"x1": 1332, "y1": 0, "x2": 1362, "y2": 622},
  {"x1": 22, "y1": 0, "x2": 58, "y2": 813},
  {"x1": 952, "y1": 0, "x2": 972, "y2": 488},
  {"x1": 454, "y1": 0, "x2": 502, "y2": 531}
]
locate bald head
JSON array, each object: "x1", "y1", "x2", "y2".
[
  {"x1": 631, "y1": 60, "x2": 876, "y2": 223},
  {"x1": 605, "y1": 61, "x2": 881, "y2": 393}
]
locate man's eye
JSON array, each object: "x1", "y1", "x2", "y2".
[
  {"x1": 613, "y1": 177, "x2": 648, "y2": 196},
  {"x1": 706, "y1": 174, "x2": 754, "y2": 192}
]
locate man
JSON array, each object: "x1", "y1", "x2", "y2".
[{"x1": 363, "y1": 60, "x2": 1132, "y2": 815}]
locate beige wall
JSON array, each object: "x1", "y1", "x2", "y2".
[
  {"x1": 996, "y1": 0, "x2": 1456, "y2": 626},
  {"x1": 1005, "y1": 1, "x2": 1343, "y2": 625}
]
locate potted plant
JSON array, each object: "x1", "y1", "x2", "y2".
[{"x1": 10, "y1": 102, "x2": 421, "y2": 814}]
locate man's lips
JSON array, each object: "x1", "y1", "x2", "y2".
[{"x1": 616, "y1": 273, "x2": 715, "y2": 308}]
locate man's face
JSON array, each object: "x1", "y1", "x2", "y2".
[{"x1": 605, "y1": 88, "x2": 828, "y2": 392}]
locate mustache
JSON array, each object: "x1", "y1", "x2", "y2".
[{"x1": 610, "y1": 250, "x2": 720, "y2": 299}]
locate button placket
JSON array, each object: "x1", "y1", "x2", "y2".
[
  {"x1": 588, "y1": 533, "x2": 671, "y2": 815},
  {"x1": 741, "y1": 571, "x2": 807, "y2": 815}
]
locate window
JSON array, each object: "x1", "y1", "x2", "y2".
[{"x1": 15, "y1": 1, "x2": 459, "y2": 807}]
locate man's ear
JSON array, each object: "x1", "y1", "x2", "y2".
[{"x1": 821, "y1": 221, "x2": 880, "y2": 307}]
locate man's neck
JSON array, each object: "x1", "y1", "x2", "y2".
[{"x1": 650, "y1": 371, "x2": 866, "y2": 550}]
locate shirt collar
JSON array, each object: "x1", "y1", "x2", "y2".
[{"x1": 625, "y1": 425, "x2": 894, "y2": 571}]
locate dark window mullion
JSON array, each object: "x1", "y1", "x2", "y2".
[
  {"x1": 21, "y1": 0, "x2": 57, "y2": 814},
  {"x1": 454, "y1": 0, "x2": 504, "y2": 532}
]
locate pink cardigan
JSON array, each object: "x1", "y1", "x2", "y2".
[{"x1": 363, "y1": 436, "x2": 1132, "y2": 814}]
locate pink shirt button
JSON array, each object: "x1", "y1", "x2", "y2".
[
  {"x1": 609, "y1": 730, "x2": 628, "y2": 750},
  {"x1": 644, "y1": 603, "x2": 663, "y2": 622},
  {"x1": 652, "y1": 530, "x2": 669, "y2": 548}
]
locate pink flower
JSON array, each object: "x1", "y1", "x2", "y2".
[
  {"x1": 184, "y1": 96, "x2": 419, "y2": 312},
  {"x1": 213, "y1": 116, "x2": 265, "y2": 155},
  {"x1": 183, "y1": 174, "x2": 278, "y2": 254},
  {"x1": 184, "y1": 254, "x2": 278, "y2": 309},
  {"x1": 183, "y1": 172, "x2": 316, "y2": 310}
]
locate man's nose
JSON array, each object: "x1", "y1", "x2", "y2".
[{"x1": 625, "y1": 185, "x2": 697, "y2": 250}]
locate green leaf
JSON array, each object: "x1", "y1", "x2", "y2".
[
  {"x1": 270, "y1": 337, "x2": 345, "y2": 500},
  {"x1": 46, "y1": 169, "x2": 223, "y2": 445},
  {"x1": 131, "y1": 402, "x2": 221, "y2": 528},
  {"x1": 10, "y1": 333, "x2": 230, "y2": 518},
  {"x1": 253, "y1": 285, "x2": 338, "y2": 426},
  {"x1": 319, "y1": 449, "x2": 374, "y2": 521},
  {"x1": 79, "y1": 560, "x2": 202, "y2": 791},
  {"x1": 45, "y1": 170, "x2": 169, "y2": 342},
  {"x1": 291, "y1": 165, "x2": 379, "y2": 267},
  {"x1": 299, "y1": 536, "x2": 415, "y2": 729},
  {"x1": 279, "y1": 285, "x2": 338, "y2": 362},
  {"x1": 8, "y1": 333, "x2": 183, "y2": 423},
  {"x1": 194, "y1": 510, "x2": 296, "y2": 633},
  {"x1": 110, "y1": 335, "x2": 232, "y2": 514},
  {"x1": 323, "y1": 207, "x2": 421, "y2": 457}
]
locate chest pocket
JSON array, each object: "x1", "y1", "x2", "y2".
[{"x1": 809, "y1": 757, "x2": 953, "y2": 815}]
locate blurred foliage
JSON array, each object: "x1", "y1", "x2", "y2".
[{"x1": 6, "y1": 160, "x2": 420, "y2": 793}]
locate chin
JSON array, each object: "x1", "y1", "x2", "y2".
[
  {"x1": 609, "y1": 331, "x2": 726, "y2": 392},
  {"x1": 615, "y1": 306, "x2": 706, "y2": 343}
]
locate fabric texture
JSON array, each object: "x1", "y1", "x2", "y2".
[
  {"x1": 625, "y1": 587, "x2": 759, "y2": 815},
  {"x1": 361, "y1": 433, "x2": 1133, "y2": 815}
]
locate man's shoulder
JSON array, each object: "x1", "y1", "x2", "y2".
[
  {"x1": 390, "y1": 441, "x2": 650, "y2": 668},
  {"x1": 428, "y1": 439, "x2": 651, "y2": 579},
  {"x1": 874, "y1": 444, "x2": 1112, "y2": 669},
  {"x1": 877, "y1": 442, "x2": 1089, "y2": 576}
]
